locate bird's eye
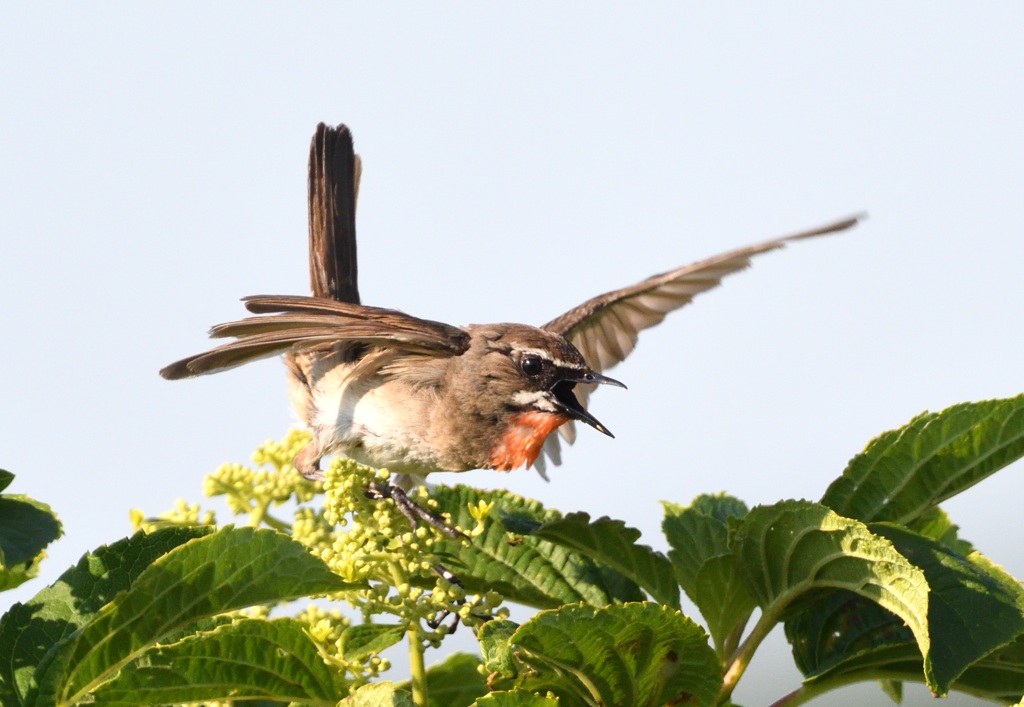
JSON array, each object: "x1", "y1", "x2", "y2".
[{"x1": 520, "y1": 355, "x2": 543, "y2": 377}]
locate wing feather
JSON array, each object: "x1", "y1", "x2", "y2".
[
  {"x1": 540, "y1": 214, "x2": 863, "y2": 463},
  {"x1": 160, "y1": 295, "x2": 470, "y2": 380}
]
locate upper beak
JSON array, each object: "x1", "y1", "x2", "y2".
[{"x1": 568, "y1": 370, "x2": 627, "y2": 389}]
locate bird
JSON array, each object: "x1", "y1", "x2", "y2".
[{"x1": 161, "y1": 123, "x2": 860, "y2": 534}]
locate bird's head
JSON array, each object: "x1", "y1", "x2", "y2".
[{"x1": 464, "y1": 324, "x2": 625, "y2": 471}]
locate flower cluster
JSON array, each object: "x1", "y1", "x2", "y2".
[
  {"x1": 135, "y1": 429, "x2": 510, "y2": 682},
  {"x1": 301, "y1": 459, "x2": 506, "y2": 648},
  {"x1": 129, "y1": 498, "x2": 215, "y2": 532}
]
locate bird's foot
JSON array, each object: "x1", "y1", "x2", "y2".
[
  {"x1": 426, "y1": 564, "x2": 465, "y2": 634},
  {"x1": 365, "y1": 481, "x2": 467, "y2": 541}
]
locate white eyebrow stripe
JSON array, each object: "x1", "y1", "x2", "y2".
[{"x1": 517, "y1": 348, "x2": 586, "y2": 371}]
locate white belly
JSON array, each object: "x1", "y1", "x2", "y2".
[{"x1": 307, "y1": 367, "x2": 442, "y2": 474}]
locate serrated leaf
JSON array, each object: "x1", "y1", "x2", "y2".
[
  {"x1": 786, "y1": 525, "x2": 1024, "y2": 697},
  {"x1": 822, "y1": 395, "x2": 1024, "y2": 524},
  {"x1": 478, "y1": 619, "x2": 519, "y2": 682},
  {"x1": 663, "y1": 495, "x2": 753, "y2": 653},
  {"x1": 476, "y1": 691, "x2": 560, "y2": 706},
  {"x1": 89, "y1": 618, "x2": 342, "y2": 705},
  {"x1": 34, "y1": 526, "x2": 360, "y2": 706},
  {"x1": 871, "y1": 525, "x2": 1024, "y2": 693},
  {"x1": 732, "y1": 501, "x2": 931, "y2": 684},
  {"x1": 346, "y1": 681, "x2": 415, "y2": 706},
  {"x1": 519, "y1": 511, "x2": 679, "y2": 608},
  {"x1": 785, "y1": 591, "x2": 915, "y2": 681},
  {"x1": 789, "y1": 629, "x2": 1024, "y2": 703},
  {"x1": 340, "y1": 623, "x2": 407, "y2": 661},
  {"x1": 427, "y1": 486, "x2": 637, "y2": 608},
  {"x1": 0, "y1": 472, "x2": 62, "y2": 568},
  {"x1": 692, "y1": 554, "x2": 756, "y2": 655},
  {"x1": 0, "y1": 526, "x2": 213, "y2": 707},
  {"x1": 905, "y1": 507, "x2": 973, "y2": 555},
  {"x1": 948, "y1": 634, "x2": 1024, "y2": 702},
  {"x1": 0, "y1": 561, "x2": 40, "y2": 593},
  {"x1": 508, "y1": 603, "x2": 721, "y2": 707}
]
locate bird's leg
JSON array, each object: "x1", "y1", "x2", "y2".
[
  {"x1": 365, "y1": 481, "x2": 467, "y2": 541},
  {"x1": 295, "y1": 439, "x2": 464, "y2": 540},
  {"x1": 426, "y1": 564, "x2": 467, "y2": 634}
]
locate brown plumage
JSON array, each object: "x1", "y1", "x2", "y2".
[{"x1": 161, "y1": 123, "x2": 861, "y2": 486}]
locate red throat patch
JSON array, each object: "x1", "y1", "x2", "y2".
[{"x1": 487, "y1": 411, "x2": 571, "y2": 472}]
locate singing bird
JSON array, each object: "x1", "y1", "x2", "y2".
[{"x1": 162, "y1": 124, "x2": 859, "y2": 530}]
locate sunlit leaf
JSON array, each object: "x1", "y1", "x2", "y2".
[
  {"x1": 732, "y1": 502, "x2": 931, "y2": 683},
  {"x1": 475, "y1": 691, "x2": 560, "y2": 706},
  {"x1": 346, "y1": 681, "x2": 415, "y2": 706},
  {"x1": 508, "y1": 603, "x2": 720, "y2": 707},
  {"x1": 518, "y1": 511, "x2": 678, "y2": 608},
  {"x1": 33, "y1": 526, "x2": 359, "y2": 706},
  {"x1": 0, "y1": 470, "x2": 63, "y2": 593},
  {"x1": 663, "y1": 495, "x2": 753, "y2": 653},
  {"x1": 786, "y1": 525, "x2": 1024, "y2": 697},
  {"x1": 822, "y1": 395, "x2": 1024, "y2": 524},
  {"x1": 0, "y1": 527, "x2": 212, "y2": 707},
  {"x1": 429, "y1": 486, "x2": 639, "y2": 608},
  {"x1": 89, "y1": 618, "x2": 342, "y2": 705}
]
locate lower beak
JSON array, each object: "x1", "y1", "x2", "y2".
[{"x1": 551, "y1": 379, "x2": 617, "y2": 438}]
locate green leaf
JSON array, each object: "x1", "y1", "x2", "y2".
[
  {"x1": 0, "y1": 526, "x2": 212, "y2": 707},
  {"x1": 905, "y1": 506, "x2": 973, "y2": 555},
  {"x1": 33, "y1": 526, "x2": 360, "y2": 706},
  {"x1": 478, "y1": 619, "x2": 520, "y2": 683},
  {"x1": 732, "y1": 501, "x2": 931, "y2": 681},
  {"x1": 475, "y1": 691, "x2": 560, "y2": 706},
  {"x1": 786, "y1": 525, "x2": 1024, "y2": 697},
  {"x1": 0, "y1": 471, "x2": 62, "y2": 578},
  {"x1": 428, "y1": 486, "x2": 638, "y2": 608},
  {"x1": 948, "y1": 634, "x2": 1024, "y2": 702},
  {"x1": 785, "y1": 591, "x2": 915, "y2": 683},
  {"x1": 346, "y1": 681, "x2": 415, "y2": 706},
  {"x1": 518, "y1": 511, "x2": 679, "y2": 608},
  {"x1": 421, "y1": 652, "x2": 487, "y2": 707},
  {"x1": 507, "y1": 602, "x2": 721, "y2": 707},
  {"x1": 88, "y1": 618, "x2": 342, "y2": 705},
  {"x1": 663, "y1": 495, "x2": 754, "y2": 653},
  {"x1": 874, "y1": 524, "x2": 1024, "y2": 692},
  {"x1": 0, "y1": 496, "x2": 62, "y2": 569},
  {"x1": 822, "y1": 394, "x2": 1024, "y2": 524},
  {"x1": 340, "y1": 623, "x2": 407, "y2": 661},
  {"x1": 0, "y1": 561, "x2": 38, "y2": 593},
  {"x1": 788, "y1": 629, "x2": 1024, "y2": 703},
  {"x1": 879, "y1": 678, "x2": 902, "y2": 703}
]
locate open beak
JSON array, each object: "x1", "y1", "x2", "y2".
[{"x1": 551, "y1": 370, "x2": 626, "y2": 438}]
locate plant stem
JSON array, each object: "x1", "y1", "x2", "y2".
[
  {"x1": 767, "y1": 686, "x2": 807, "y2": 707},
  {"x1": 249, "y1": 500, "x2": 267, "y2": 528},
  {"x1": 407, "y1": 625, "x2": 428, "y2": 707},
  {"x1": 717, "y1": 609, "x2": 778, "y2": 705},
  {"x1": 387, "y1": 559, "x2": 429, "y2": 707}
]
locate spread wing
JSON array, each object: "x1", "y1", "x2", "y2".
[
  {"x1": 160, "y1": 295, "x2": 470, "y2": 379},
  {"x1": 536, "y1": 214, "x2": 863, "y2": 468}
]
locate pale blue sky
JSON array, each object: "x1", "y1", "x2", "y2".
[{"x1": 3, "y1": 5, "x2": 1023, "y2": 705}]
